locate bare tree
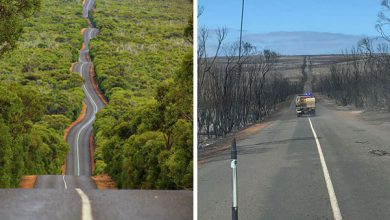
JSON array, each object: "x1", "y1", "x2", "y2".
[
  {"x1": 377, "y1": 0, "x2": 390, "y2": 43},
  {"x1": 198, "y1": 31, "x2": 300, "y2": 141}
]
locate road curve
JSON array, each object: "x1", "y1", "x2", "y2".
[
  {"x1": 66, "y1": 0, "x2": 105, "y2": 177},
  {"x1": 35, "y1": 0, "x2": 104, "y2": 189}
]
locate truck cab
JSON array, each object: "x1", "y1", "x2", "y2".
[{"x1": 295, "y1": 93, "x2": 316, "y2": 117}]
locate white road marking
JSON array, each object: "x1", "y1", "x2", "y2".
[
  {"x1": 75, "y1": 63, "x2": 98, "y2": 176},
  {"x1": 67, "y1": 0, "x2": 99, "y2": 177},
  {"x1": 308, "y1": 118, "x2": 342, "y2": 220},
  {"x1": 80, "y1": 63, "x2": 84, "y2": 76},
  {"x1": 88, "y1": 29, "x2": 93, "y2": 42},
  {"x1": 85, "y1": 0, "x2": 92, "y2": 17},
  {"x1": 62, "y1": 175, "x2": 67, "y2": 190},
  {"x1": 75, "y1": 188, "x2": 93, "y2": 220},
  {"x1": 74, "y1": 63, "x2": 84, "y2": 176},
  {"x1": 83, "y1": 83, "x2": 98, "y2": 114}
]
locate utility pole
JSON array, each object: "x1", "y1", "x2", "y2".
[{"x1": 238, "y1": 0, "x2": 245, "y2": 61}]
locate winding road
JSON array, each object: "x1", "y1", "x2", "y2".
[
  {"x1": 67, "y1": 29, "x2": 104, "y2": 178},
  {"x1": 35, "y1": 0, "x2": 103, "y2": 190},
  {"x1": 0, "y1": 1, "x2": 193, "y2": 219}
]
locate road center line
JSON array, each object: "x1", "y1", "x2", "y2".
[
  {"x1": 75, "y1": 79, "x2": 98, "y2": 176},
  {"x1": 63, "y1": 175, "x2": 67, "y2": 190},
  {"x1": 86, "y1": 0, "x2": 92, "y2": 17},
  {"x1": 74, "y1": 63, "x2": 85, "y2": 176},
  {"x1": 88, "y1": 29, "x2": 93, "y2": 43},
  {"x1": 75, "y1": 188, "x2": 93, "y2": 220},
  {"x1": 308, "y1": 118, "x2": 342, "y2": 220}
]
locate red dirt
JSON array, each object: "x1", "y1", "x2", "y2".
[
  {"x1": 79, "y1": 5, "x2": 113, "y2": 189},
  {"x1": 62, "y1": 102, "x2": 87, "y2": 174},
  {"x1": 89, "y1": 126, "x2": 117, "y2": 189},
  {"x1": 19, "y1": 175, "x2": 37, "y2": 189},
  {"x1": 87, "y1": 19, "x2": 93, "y2": 29},
  {"x1": 61, "y1": 164, "x2": 66, "y2": 175},
  {"x1": 64, "y1": 102, "x2": 87, "y2": 140},
  {"x1": 89, "y1": 64, "x2": 109, "y2": 105},
  {"x1": 90, "y1": 130, "x2": 117, "y2": 190},
  {"x1": 70, "y1": 63, "x2": 75, "y2": 72},
  {"x1": 91, "y1": 174, "x2": 118, "y2": 189},
  {"x1": 89, "y1": 132, "x2": 95, "y2": 174}
]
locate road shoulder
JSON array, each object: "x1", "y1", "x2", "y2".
[{"x1": 198, "y1": 99, "x2": 292, "y2": 164}]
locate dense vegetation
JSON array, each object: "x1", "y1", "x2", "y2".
[
  {"x1": 0, "y1": 0, "x2": 86, "y2": 187},
  {"x1": 0, "y1": 0, "x2": 41, "y2": 56},
  {"x1": 91, "y1": 0, "x2": 193, "y2": 189}
]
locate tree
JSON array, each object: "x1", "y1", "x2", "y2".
[
  {"x1": 0, "y1": 0, "x2": 41, "y2": 57},
  {"x1": 198, "y1": 31, "x2": 299, "y2": 139},
  {"x1": 377, "y1": 0, "x2": 390, "y2": 43}
]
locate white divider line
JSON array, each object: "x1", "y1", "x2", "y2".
[
  {"x1": 308, "y1": 118, "x2": 342, "y2": 220},
  {"x1": 76, "y1": 188, "x2": 93, "y2": 220},
  {"x1": 62, "y1": 175, "x2": 67, "y2": 190}
]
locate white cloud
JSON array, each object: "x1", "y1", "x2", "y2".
[{"x1": 202, "y1": 30, "x2": 385, "y2": 55}]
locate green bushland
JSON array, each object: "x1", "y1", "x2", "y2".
[
  {"x1": 0, "y1": 0, "x2": 41, "y2": 56},
  {"x1": 0, "y1": 0, "x2": 86, "y2": 187},
  {"x1": 91, "y1": 0, "x2": 193, "y2": 189}
]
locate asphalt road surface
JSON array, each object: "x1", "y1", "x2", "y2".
[
  {"x1": 67, "y1": 7, "x2": 104, "y2": 178},
  {"x1": 198, "y1": 98, "x2": 390, "y2": 219},
  {"x1": 35, "y1": 0, "x2": 102, "y2": 189},
  {"x1": 0, "y1": 189, "x2": 192, "y2": 220},
  {"x1": 302, "y1": 56, "x2": 312, "y2": 94}
]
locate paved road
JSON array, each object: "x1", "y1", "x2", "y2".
[
  {"x1": 67, "y1": 1, "x2": 104, "y2": 178},
  {"x1": 35, "y1": 0, "x2": 103, "y2": 189},
  {"x1": 199, "y1": 55, "x2": 390, "y2": 219},
  {"x1": 199, "y1": 98, "x2": 390, "y2": 220},
  {"x1": 303, "y1": 56, "x2": 312, "y2": 93},
  {"x1": 0, "y1": 189, "x2": 192, "y2": 220},
  {"x1": 34, "y1": 175, "x2": 96, "y2": 190}
]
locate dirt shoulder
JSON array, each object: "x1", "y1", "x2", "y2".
[
  {"x1": 62, "y1": 102, "x2": 87, "y2": 175},
  {"x1": 19, "y1": 175, "x2": 37, "y2": 189},
  {"x1": 90, "y1": 64, "x2": 109, "y2": 105},
  {"x1": 92, "y1": 174, "x2": 118, "y2": 189},
  {"x1": 198, "y1": 99, "x2": 292, "y2": 164}
]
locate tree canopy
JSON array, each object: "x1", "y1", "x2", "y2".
[
  {"x1": 91, "y1": 0, "x2": 193, "y2": 189},
  {"x1": 0, "y1": 0, "x2": 85, "y2": 187},
  {"x1": 0, "y1": 0, "x2": 41, "y2": 56}
]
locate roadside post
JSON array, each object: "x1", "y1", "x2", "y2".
[{"x1": 231, "y1": 138, "x2": 238, "y2": 220}]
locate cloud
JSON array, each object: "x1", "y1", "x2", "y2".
[
  {"x1": 202, "y1": 31, "x2": 384, "y2": 55},
  {"x1": 243, "y1": 31, "x2": 370, "y2": 55}
]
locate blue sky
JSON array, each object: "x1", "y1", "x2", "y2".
[{"x1": 198, "y1": 0, "x2": 384, "y2": 55}]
